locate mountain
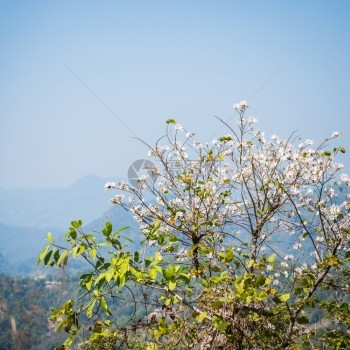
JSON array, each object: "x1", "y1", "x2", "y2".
[
  {"x1": 0, "y1": 175, "x2": 121, "y2": 229},
  {"x1": 0, "y1": 206, "x2": 140, "y2": 276},
  {"x1": 0, "y1": 222, "x2": 62, "y2": 275},
  {"x1": 0, "y1": 175, "x2": 142, "y2": 275}
]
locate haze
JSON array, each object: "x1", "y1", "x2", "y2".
[{"x1": 1, "y1": 1, "x2": 349, "y2": 189}]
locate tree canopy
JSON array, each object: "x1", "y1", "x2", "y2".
[{"x1": 39, "y1": 102, "x2": 350, "y2": 349}]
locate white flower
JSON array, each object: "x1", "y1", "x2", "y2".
[
  {"x1": 333, "y1": 162, "x2": 344, "y2": 170},
  {"x1": 105, "y1": 181, "x2": 116, "y2": 190},
  {"x1": 310, "y1": 251, "x2": 318, "y2": 258},
  {"x1": 110, "y1": 194, "x2": 124, "y2": 204},
  {"x1": 206, "y1": 252, "x2": 213, "y2": 259},
  {"x1": 116, "y1": 181, "x2": 129, "y2": 190},
  {"x1": 193, "y1": 141, "x2": 203, "y2": 149},
  {"x1": 176, "y1": 248, "x2": 188, "y2": 261},
  {"x1": 248, "y1": 116, "x2": 258, "y2": 124},
  {"x1": 328, "y1": 204, "x2": 341, "y2": 220},
  {"x1": 331, "y1": 131, "x2": 343, "y2": 138},
  {"x1": 128, "y1": 196, "x2": 136, "y2": 203},
  {"x1": 295, "y1": 267, "x2": 303, "y2": 275},
  {"x1": 291, "y1": 187, "x2": 300, "y2": 195},
  {"x1": 234, "y1": 100, "x2": 248, "y2": 111},
  {"x1": 175, "y1": 123, "x2": 183, "y2": 131},
  {"x1": 148, "y1": 145, "x2": 169, "y2": 157},
  {"x1": 284, "y1": 254, "x2": 294, "y2": 261},
  {"x1": 293, "y1": 243, "x2": 302, "y2": 250},
  {"x1": 305, "y1": 139, "x2": 314, "y2": 145}
]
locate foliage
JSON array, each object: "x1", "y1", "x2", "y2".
[
  {"x1": 0, "y1": 274, "x2": 67, "y2": 350},
  {"x1": 39, "y1": 102, "x2": 350, "y2": 349}
]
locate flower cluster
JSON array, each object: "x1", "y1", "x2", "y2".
[{"x1": 105, "y1": 102, "x2": 350, "y2": 344}]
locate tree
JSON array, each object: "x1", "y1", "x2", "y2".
[{"x1": 39, "y1": 101, "x2": 350, "y2": 349}]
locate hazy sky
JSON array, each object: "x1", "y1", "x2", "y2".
[{"x1": 1, "y1": 1, "x2": 349, "y2": 188}]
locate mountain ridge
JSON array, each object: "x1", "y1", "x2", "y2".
[{"x1": 0, "y1": 174, "x2": 122, "y2": 229}]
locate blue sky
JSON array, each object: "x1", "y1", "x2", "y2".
[{"x1": 1, "y1": 0, "x2": 349, "y2": 188}]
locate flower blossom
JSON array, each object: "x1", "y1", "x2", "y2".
[
  {"x1": 331, "y1": 131, "x2": 343, "y2": 138},
  {"x1": 105, "y1": 182, "x2": 116, "y2": 190},
  {"x1": 175, "y1": 123, "x2": 183, "y2": 131},
  {"x1": 340, "y1": 173, "x2": 350, "y2": 185},
  {"x1": 234, "y1": 100, "x2": 248, "y2": 111},
  {"x1": 293, "y1": 243, "x2": 302, "y2": 250},
  {"x1": 305, "y1": 139, "x2": 314, "y2": 145},
  {"x1": 110, "y1": 194, "x2": 124, "y2": 204},
  {"x1": 248, "y1": 116, "x2": 258, "y2": 124}
]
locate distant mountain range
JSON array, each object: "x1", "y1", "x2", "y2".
[
  {"x1": 0, "y1": 175, "x2": 139, "y2": 275},
  {"x1": 0, "y1": 175, "x2": 120, "y2": 229}
]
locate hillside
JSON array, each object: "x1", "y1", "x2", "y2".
[
  {"x1": 0, "y1": 175, "x2": 139, "y2": 276},
  {"x1": 0, "y1": 175, "x2": 119, "y2": 229}
]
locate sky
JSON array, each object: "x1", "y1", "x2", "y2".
[{"x1": 0, "y1": 0, "x2": 349, "y2": 189}]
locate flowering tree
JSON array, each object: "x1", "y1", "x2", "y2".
[{"x1": 39, "y1": 102, "x2": 350, "y2": 350}]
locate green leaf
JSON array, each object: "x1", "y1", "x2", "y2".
[
  {"x1": 43, "y1": 249, "x2": 53, "y2": 265},
  {"x1": 57, "y1": 250, "x2": 69, "y2": 267},
  {"x1": 212, "y1": 315, "x2": 230, "y2": 333},
  {"x1": 212, "y1": 301, "x2": 223, "y2": 309},
  {"x1": 71, "y1": 220, "x2": 82, "y2": 229},
  {"x1": 86, "y1": 278, "x2": 93, "y2": 291},
  {"x1": 95, "y1": 269, "x2": 115, "y2": 286},
  {"x1": 105, "y1": 268, "x2": 115, "y2": 283},
  {"x1": 178, "y1": 273, "x2": 190, "y2": 285},
  {"x1": 100, "y1": 297, "x2": 111, "y2": 315},
  {"x1": 64, "y1": 227, "x2": 77, "y2": 239},
  {"x1": 194, "y1": 311, "x2": 207, "y2": 323},
  {"x1": 37, "y1": 245, "x2": 50, "y2": 265},
  {"x1": 218, "y1": 249, "x2": 235, "y2": 263},
  {"x1": 277, "y1": 293, "x2": 290, "y2": 303},
  {"x1": 113, "y1": 226, "x2": 130, "y2": 235},
  {"x1": 345, "y1": 251, "x2": 350, "y2": 261},
  {"x1": 235, "y1": 277, "x2": 244, "y2": 295},
  {"x1": 168, "y1": 279, "x2": 176, "y2": 291},
  {"x1": 166, "y1": 118, "x2": 176, "y2": 124},
  {"x1": 296, "y1": 316, "x2": 309, "y2": 324},
  {"x1": 163, "y1": 266, "x2": 175, "y2": 280},
  {"x1": 87, "y1": 299, "x2": 96, "y2": 318},
  {"x1": 47, "y1": 232, "x2": 53, "y2": 243},
  {"x1": 149, "y1": 267, "x2": 159, "y2": 280},
  {"x1": 155, "y1": 251, "x2": 163, "y2": 262},
  {"x1": 63, "y1": 335, "x2": 74, "y2": 347},
  {"x1": 255, "y1": 275, "x2": 266, "y2": 287},
  {"x1": 103, "y1": 221, "x2": 113, "y2": 237},
  {"x1": 89, "y1": 248, "x2": 97, "y2": 259},
  {"x1": 267, "y1": 253, "x2": 276, "y2": 263},
  {"x1": 72, "y1": 246, "x2": 79, "y2": 258}
]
